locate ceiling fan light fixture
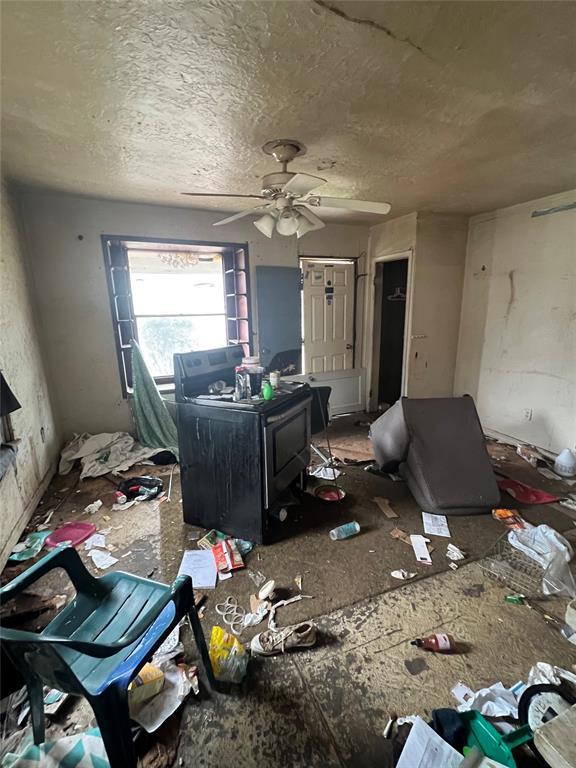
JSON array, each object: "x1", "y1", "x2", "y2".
[
  {"x1": 254, "y1": 213, "x2": 276, "y2": 238},
  {"x1": 275, "y1": 210, "x2": 300, "y2": 236},
  {"x1": 296, "y1": 216, "x2": 317, "y2": 238}
]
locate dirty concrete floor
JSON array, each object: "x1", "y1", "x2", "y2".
[
  {"x1": 3, "y1": 421, "x2": 576, "y2": 765},
  {"x1": 178, "y1": 563, "x2": 576, "y2": 767}
]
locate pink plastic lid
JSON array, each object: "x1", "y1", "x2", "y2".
[{"x1": 45, "y1": 521, "x2": 97, "y2": 549}]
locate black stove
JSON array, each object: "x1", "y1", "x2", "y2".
[{"x1": 174, "y1": 346, "x2": 312, "y2": 542}]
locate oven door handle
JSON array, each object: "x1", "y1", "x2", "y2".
[{"x1": 264, "y1": 395, "x2": 312, "y2": 425}]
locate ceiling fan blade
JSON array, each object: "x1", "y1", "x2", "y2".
[
  {"x1": 295, "y1": 205, "x2": 325, "y2": 230},
  {"x1": 283, "y1": 173, "x2": 326, "y2": 197},
  {"x1": 182, "y1": 192, "x2": 266, "y2": 199},
  {"x1": 213, "y1": 205, "x2": 270, "y2": 227},
  {"x1": 307, "y1": 197, "x2": 391, "y2": 215}
]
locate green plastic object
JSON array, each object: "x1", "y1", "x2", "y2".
[
  {"x1": 0, "y1": 546, "x2": 220, "y2": 768},
  {"x1": 262, "y1": 381, "x2": 274, "y2": 400},
  {"x1": 461, "y1": 710, "x2": 533, "y2": 767},
  {"x1": 8, "y1": 531, "x2": 51, "y2": 562}
]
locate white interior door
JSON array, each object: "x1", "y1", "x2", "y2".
[{"x1": 302, "y1": 260, "x2": 354, "y2": 373}]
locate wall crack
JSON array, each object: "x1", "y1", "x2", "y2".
[{"x1": 312, "y1": 0, "x2": 432, "y2": 59}]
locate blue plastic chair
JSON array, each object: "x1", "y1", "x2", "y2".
[{"x1": 0, "y1": 545, "x2": 218, "y2": 767}]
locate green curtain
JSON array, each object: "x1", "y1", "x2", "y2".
[{"x1": 130, "y1": 341, "x2": 179, "y2": 460}]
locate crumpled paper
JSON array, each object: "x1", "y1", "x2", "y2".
[{"x1": 452, "y1": 681, "x2": 520, "y2": 718}]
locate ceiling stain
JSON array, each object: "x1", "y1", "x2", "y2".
[{"x1": 1, "y1": 1, "x2": 575, "y2": 221}]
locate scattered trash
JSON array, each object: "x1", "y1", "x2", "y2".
[
  {"x1": 114, "y1": 491, "x2": 127, "y2": 505},
  {"x1": 247, "y1": 569, "x2": 267, "y2": 588},
  {"x1": 215, "y1": 596, "x2": 246, "y2": 635},
  {"x1": 188, "y1": 666, "x2": 200, "y2": 696},
  {"x1": 390, "y1": 527, "x2": 434, "y2": 553},
  {"x1": 84, "y1": 499, "x2": 103, "y2": 515},
  {"x1": 45, "y1": 521, "x2": 96, "y2": 549},
  {"x1": 250, "y1": 621, "x2": 317, "y2": 656},
  {"x1": 218, "y1": 571, "x2": 232, "y2": 582},
  {"x1": 411, "y1": 633, "x2": 456, "y2": 653},
  {"x1": 446, "y1": 543, "x2": 466, "y2": 561},
  {"x1": 373, "y1": 497, "x2": 398, "y2": 519},
  {"x1": 177, "y1": 549, "x2": 218, "y2": 589},
  {"x1": 391, "y1": 569, "x2": 416, "y2": 580},
  {"x1": 242, "y1": 601, "x2": 269, "y2": 629},
  {"x1": 234, "y1": 538, "x2": 254, "y2": 556},
  {"x1": 130, "y1": 660, "x2": 195, "y2": 732},
  {"x1": 396, "y1": 716, "x2": 462, "y2": 768},
  {"x1": 258, "y1": 579, "x2": 276, "y2": 601},
  {"x1": 309, "y1": 465, "x2": 341, "y2": 480},
  {"x1": 118, "y1": 475, "x2": 164, "y2": 501},
  {"x1": 329, "y1": 521, "x2": 360, "y2": 540},
  {"x1": 88, "y1": 549, "x2": 118, "y2": 570},
  {"x1": 294, "y1": 575, "x2": 303, "y2": 591},
  {"x1": 554, "y1": 447, "x2": 576, "y2": 477},
  {"x1": 452, "y1": 680, "x2": 521, "y2": 718},
  {"x1": 505, "y1": 594, "x2": 525, "y2": 604},
  {"x1": 422, "y1": 512, "x2": 451, "y2": 538},
  {"x1": 448, "y1": 562, "x2": 459, "y2": 571},
  {"x1": 560, "y1": 498, "x2": 576, "y2": 512},
  {"x1": 492, "y1": 507, "x2": 525, "y2": 530},
  {"x1": 212, "y1": 539, "x2": 244, "y2": 573},
  {"x1": 516, "y1": 444, "x2": 541, "y2": 468},
  {"x1": 36, "y1": 508, "x2": 55, "y2": 531},
  {"x1": 382, "y1": 713, "x2": 397, "y2": 738},
  {"x1": 267, "y1": 594, "x2": 313, "y2": 631},
  {"x1": 59, "y1": 432, "x2": 166, "y2": 479},
  {"x1": 410, "y1": 534, "x2": 433, "y2": 566},
  {"x1": 188, "y1": 531, "x2": 200, "y2": 540},
  {"x1": 497, "y1": 478, "x2": 560, "y2": 504},
  {"x1": 0, "y1": 593, "x2": 66, "y2": 626},
  {"x1": 508, "y1": 522, "x2": 576, "y2": 596},
  {"x1": 197, "y1": 529, "x2": 228, "y2": 550},
  {"x1": 527, "y1": 661, "x2": 576, "y2": 687},
  {"x1": 112, "y1": 499, "x2": 138, "y2": 511},
  {"x1": 128, "y1": 663, "x2": 165, "y2": 707},
  {"x1": 209, "y1": 625, "x2": 248, "y2": 683},
  {"x1": 83, "y1": 533, "x2": 107, "y2": 550},
  {"x1": 8, "y1": 531, "x2": 51, "y2": 562},
  {"x1": 43, "y1": 688, "x2": 69, "y2": 716}
]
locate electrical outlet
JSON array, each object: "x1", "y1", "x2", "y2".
[{"x1": 522, "y1": 408, "x2": 533, "y2": 422}]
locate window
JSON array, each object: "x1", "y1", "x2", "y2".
[{"x1": 103, "y1": 238, "x2": 251, "y2": 395}]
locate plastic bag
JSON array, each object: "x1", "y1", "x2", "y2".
[
  {"x1": 209, "y1": 625, "x2": 248, "y2": 683},
  {"x1": 508, "y1": 523, "x2": 576, "y2": 597}
]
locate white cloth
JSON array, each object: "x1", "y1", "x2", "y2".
[{"x1": 59, "y1": 432, "x2": 161, "y2": 479}]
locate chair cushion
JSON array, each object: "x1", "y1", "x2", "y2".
[{"x1": 401, "y1": 396, "x2": 500, "y2": 515}]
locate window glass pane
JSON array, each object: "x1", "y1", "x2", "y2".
[
  {"x1": 128, "y1": 251, "x2": 224, "y2": 316},
  {"x1": 136, "y1": 316, "x2": 227, "y2": 377}
]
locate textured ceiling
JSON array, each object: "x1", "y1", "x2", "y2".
[{"x1": 2, "y1": 0, "x2": 575, "y2": 222}]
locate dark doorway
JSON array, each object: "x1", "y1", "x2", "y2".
[{"x1": 377, "y1": 259, "x2": 408, "y2": 407}]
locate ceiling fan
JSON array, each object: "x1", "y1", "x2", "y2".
[{"x1": 182, "y1": 139, "x2": 391, "y2": 238}]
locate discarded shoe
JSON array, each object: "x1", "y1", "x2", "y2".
[{"x1": 250, "y1": 622, "x2": 317, "y2": 656}]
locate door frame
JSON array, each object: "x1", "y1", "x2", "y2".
[
  {"x1": 364, "y1": 249, "x2": 414, "y2": 411},
  {"x1": 299, "y1": 256, "x2": 357, "y2": 370}
]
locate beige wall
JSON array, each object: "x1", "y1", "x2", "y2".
[
  {"x1": 455, "y1": 190, "x2": 576, "y2": 453},
  {"x1": 365, "y1": 212, "x2": 467, "y2": 405},
  {"x1": 410, "y1": 214, "x2": 468, "y2": 397},
  {"x1": 18, "y1": 189, "x2": 368, "y2": 437},
  {"x1": 0, "y1": 185, "x2": 59, "y2": 567}
]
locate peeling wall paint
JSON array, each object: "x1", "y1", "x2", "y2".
[
  {"x1": 18, "y1": 189, "x2": 368, "y2": 437},
  {"x1": 0, "y1": 183, "x2": 60, "y2": 567},
  {"x1": 454, "y1": 190, "x2": 576, "y2": 452}
]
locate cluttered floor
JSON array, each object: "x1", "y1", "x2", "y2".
[{"x1": 2, "y1": 416, "x2": 576, "y2": 766}]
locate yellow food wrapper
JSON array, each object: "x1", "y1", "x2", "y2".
[
  {"x1": 209, "y1": 625, "x2": 248, "y2": 683},
  {"x1": 128, "y1": 662, "x2": 165, "y2": 707}
]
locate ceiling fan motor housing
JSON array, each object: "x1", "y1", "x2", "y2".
[{"x1": 261, "y1": 171, "x2": 296, "y2": 197}]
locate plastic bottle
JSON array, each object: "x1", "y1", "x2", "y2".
[
  {"x1": 262, "y1": 380, "x2": 274, "y2": 401},
  {"x1": 329, "y1": 521, "x2": 360, "y2": 540},
  {"x1": 410, "y1": 633, "x2": 456, "y2": 653},
  {"x1": 555, "y1": 448, "x2": 576, "y2": 477}
]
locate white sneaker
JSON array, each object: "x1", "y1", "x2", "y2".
[{"x1": 250, "y1": 622, "x2": 317, "y2": 656}]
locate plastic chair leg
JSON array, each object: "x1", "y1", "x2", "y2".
[
  {"x1": 188, "y1": 607, "x2": 223, "y2": 692},
  {"x1": 90, "y1": 687, "x2": 136, "y2": 768},
  {"x1": 27, "y1": 675, "x2": 45, "y2": 745}
]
